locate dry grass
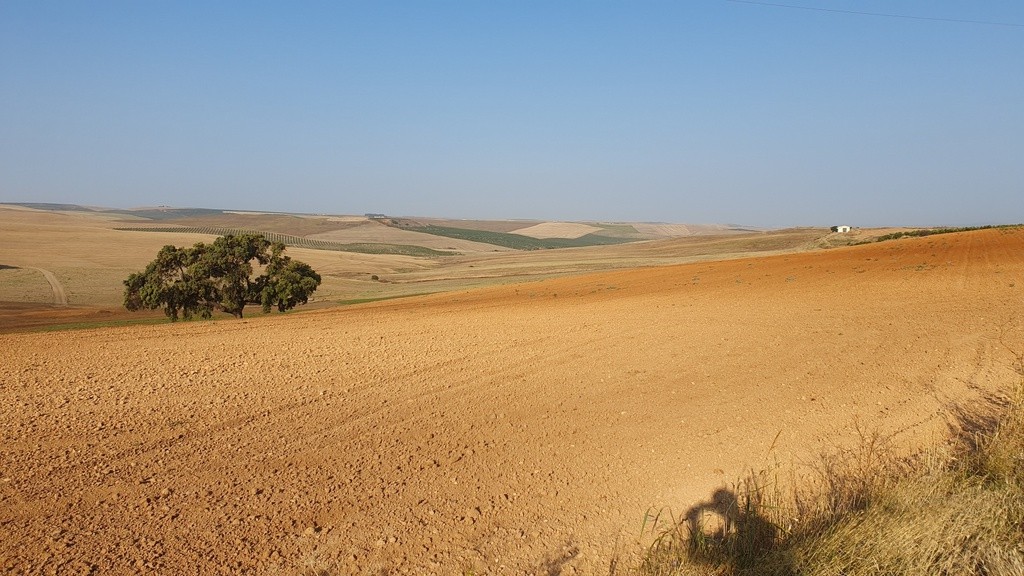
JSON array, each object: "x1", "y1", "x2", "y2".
[
  {"x1": 0, "y1": 267, "x2": 53, "y2": 303},
  {"x1": 508, "y1": 222, "x2": 605, "y2": 239},
  {"x1": 630, "y1": 366, "x2": 1024, "y2": 576}
]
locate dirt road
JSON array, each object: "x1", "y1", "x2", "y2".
[
  {"x1": 28, "y1": 267, "x2": 68, "y2": 306},
  {"x1": 2, "y1": 229, "x2": 1022, "y2": 574}
]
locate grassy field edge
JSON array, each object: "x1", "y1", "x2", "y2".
[{"x1": 628, "y1": 357, "x2": 1024, "y2": 576}]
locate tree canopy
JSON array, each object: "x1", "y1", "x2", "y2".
[{"x1": 124, "y1": 234, "x2": 321, "y2": 321}]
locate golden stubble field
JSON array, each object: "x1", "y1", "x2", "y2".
[
  {"x1": 0, "y1": 206, "x2": 824, "y2": 331},
  {"x1": 1, "y1": 206, "x2": 1023, "y2": 574}
]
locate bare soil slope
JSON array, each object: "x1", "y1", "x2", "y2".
[
  {"x1": 508, "y1": 222, "x2": 603, "y2": 239},
  {"x1": 2, "y1": 229, "x2": 1023, "y2": 575}
]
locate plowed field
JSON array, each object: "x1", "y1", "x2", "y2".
[{"x1": 2, "y1": 228, "x2": 1023, "y2": 575}]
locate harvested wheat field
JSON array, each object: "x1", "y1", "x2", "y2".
[{"x1": 2, "y1": 228, "x2": 1023, "y2": 575}]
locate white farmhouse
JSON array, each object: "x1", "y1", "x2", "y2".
[{"x1": 835, "y1": 225, "x2": 851, "y2": 233}]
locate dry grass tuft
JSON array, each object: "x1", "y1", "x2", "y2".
[{"x1": 631, "y1": 372, "x2": 1024, "y2": 576}]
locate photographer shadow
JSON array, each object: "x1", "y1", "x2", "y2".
[{"x1": 682, "y1": 487, "x2": 783, "y2": 571}]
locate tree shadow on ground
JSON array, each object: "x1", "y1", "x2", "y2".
[{"x1": 0, "y1": 264, "x2": 18, "y2": 270}]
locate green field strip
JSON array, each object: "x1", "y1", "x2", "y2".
[
  {"x1": 404, "y1": 224, "x2": 637, "y2": 250},
  {"x1": 591, "y1": 223, "x2": 641, "y2": 237}
]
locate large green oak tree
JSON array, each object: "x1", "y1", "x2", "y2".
[{"x1": 123, "y1": 234, "x2": 321, "y2": 321}]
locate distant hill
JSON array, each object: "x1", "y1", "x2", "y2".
[
  {"x1": 0, "y1": 202, "x2": 755, "y2": 253},
  {"x1": 5, "y1": 202, "x2": 102, "y2": 212}
]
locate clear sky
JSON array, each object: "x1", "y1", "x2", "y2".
[{"x1": 2, "y1": 1, "x2": 1022, "y2": 227}]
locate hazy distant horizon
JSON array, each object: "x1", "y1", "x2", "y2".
[
  {"x1": 7, "y1": 199, "x2": 1017, "y2": 232},
  {"x1": 3, "y1": 2, "x2": 1022, "y2": 228}
]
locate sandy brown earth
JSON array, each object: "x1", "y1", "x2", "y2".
[
  {"x1": 508, "y1": 223, "x2": 603, "y2": 239},
  {"x1": 2, "y1": 229, "x2": 1023, "y2": 575}
]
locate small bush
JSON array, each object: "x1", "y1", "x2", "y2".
[{"x1": 869, "y1": 224, "x2": 1022, "y2": 244}]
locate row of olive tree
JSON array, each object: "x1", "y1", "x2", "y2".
[{"x1": 123, "y1": 234, "x2": 321, "y2": 321}]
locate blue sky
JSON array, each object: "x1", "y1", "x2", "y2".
[{"x1": 2, "y1": 1, "x2": 1022, "y2": 227}]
